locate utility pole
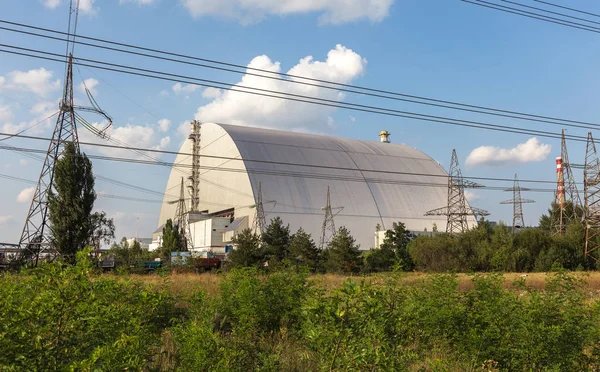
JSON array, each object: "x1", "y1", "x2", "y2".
[
  {"x1": 320, "y1": 186, "x2": 342, "y2": 249},
  {"x1": 425, "y1": 149, "x2": 489, "y2": 233},
  {"x1": 500, "y1": 174, "x2": 535, "y2": 233},
  {"x1": 251, "y1": 182, "x2": 267, "y2": 235},
  {"x1": 187, "y1": 120, "x2": 201, "y2": 212},
  {"x1": 584, "y1": 132, "x2": 600, "y2": 261}
]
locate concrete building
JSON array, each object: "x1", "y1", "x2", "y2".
[{"x1": 157, "y1": 123, "x2": 476, "y2": 250}]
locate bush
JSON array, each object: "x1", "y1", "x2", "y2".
[{"x1": 0, "y1": 249, "x2": 177, "y2": 371}]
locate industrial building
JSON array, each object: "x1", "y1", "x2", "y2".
[{"x1": 156, "y1": 123, "x2": 476, "y2": 251}]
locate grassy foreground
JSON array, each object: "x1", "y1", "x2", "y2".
[{"x1": 3, "y1": 254, "x2": 600, "y2": 371}]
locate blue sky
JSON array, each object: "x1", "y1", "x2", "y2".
[{"x1": 1, "y1": 0, "x2": 600, "y2": 243}]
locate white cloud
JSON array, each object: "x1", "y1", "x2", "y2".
[
  {"x1": 193, "y1": 44, "x2": 366, "y2": 133},
  {"x1": 180, "y1": 0, "x2": 394, "y2": 24},
  {"x1": 202, "y1": 87, "x2": 223, "y2": 99},
  {"x1": 158, "y1": 118, "x2": 171, "y2": 133},
  {"x1": 79, "y1": 0, "x2": 97, "y2": 14},
  {"x1": 0, "y1": 216, "x2": 13, "y2": 225},
  {"x1": 19, "y1": 159, "x2": 29, "y2": 166},
  {"x1": 79, "y1": 78, "x2": 99, "y2": 95},
  {"x1": 79, "y1": 119, "x2": 172, "y2": 158},
  {"x1": 2, "y1": 68, "x2": 61, "y2": 97},
  {"x1": 0, "y1": 105, "x2": 13, "y2": 122},
  {"x1": 159, "y1": 90, "x2": 170, "y2": 97},
  {"x1": 465, "y1": 137, "x2": 551, "y2": 167},
  {"x1": 172, "y1": 83, "x2": 200, "y2": 95},
  {"x1": 41, "y1": 0, "x2": 61, "y2": 8},
  {"x1": 16, "y1": 187, "x2": 35, "y2": 203},
  {"x1": 464, "y1": 190, "x2": 483, "y2": 202}
]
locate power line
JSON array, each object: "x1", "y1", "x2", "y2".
[
  {"x1": 0, "y1": 19, "x2": 599, "y2": 128},
  {"x1": 533, "y1": 0, "x2": 600, "y2": 19},
  {"x1": 501, "y1": 0, "x2": 600, "y2": 26},
  {"x1": 0, "y1": 46, "x2": 592, "y2": 143},
  {"x1": 0, "y1": 130, "x2": 582, "y2": 184},
  {"x1": 463, "y1": 0, "x2": 600, "y2": 34},
  {"x1": 0, "y1": 140, "x2": 576, "y2": 189}
]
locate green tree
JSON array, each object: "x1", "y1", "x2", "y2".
[
  {"x1": 539, "y1": 201, "x2": 585, "y2": 232},
  {"x1": 228, "y1": 228, "x2": 263, "y2": 268},
  {"x1": 288, "y1": 228, "x2": 320, "y2": 271},
  {"x1": 261, "y1": 217, "x2": 291, "y2": 264},
  {"x1": 161, "y1": 219, "x2": 185, "y2": 259},
  {"x1": 380, "y1": 221, "x2": 415, "y2": 271},
  {"x1": 88, "y1": 211, "x2": 115, "y2": 251},
  {"x1": 322, "y1": 226, "x2": 361, "y2": 273},
  {"x1": 48, "y1": 142, "x2": 96, "y2": 263}
]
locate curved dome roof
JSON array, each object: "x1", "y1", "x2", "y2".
[{"x1": 158, "y1": 123, "x2": 472, "y2": 249}]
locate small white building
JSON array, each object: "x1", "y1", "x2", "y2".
[
  {"x1": 189, "y1": 216, "x2": 232, "y2": 254},
  {"x1": 125, "y1": 238, "x2": 153, "y2": 250}
]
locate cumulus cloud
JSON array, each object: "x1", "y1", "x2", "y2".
[
  {"x1": 172, "y1": 83, "x2": 200, "y2": 96},
  {"x1": 16, "y1": 187, "x2": 35, "y2": 203},
  {"x1": 1, "y1": 68, "x2": 61, "y2": 97},
  {"x1": 158, "y1": 118, "x2": 171, "y2": 133},
  {"x1": 31, "y1": 101, "x2": 57, "y2": 116},
  {"x1": 465, "y1": 137, "x2": 551, "y2": 167},
  {"x1": 202, "y1": 87, "x2": 223, "y2": 99},
  {"x1": 41, "y1": 0, "x2": 61, "y2": 8},
  {"x1": 79, "y1": 78, "x2": 99, "y2": 95},
  {"x1": 193, "y1": 44, "x2": 366, "y2": 133},
  {"x1": 79, "y1": 119, "x2": 172, "y2": 158},
  {"x1": 180, "y1": 0, "x2": 394, "y2": 24}
]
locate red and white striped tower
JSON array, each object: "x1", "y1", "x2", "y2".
[{"x1": 556, "y1": 157, "x2": 565, "y2": 234}]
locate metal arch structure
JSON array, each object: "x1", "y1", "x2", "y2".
[
  {"x1": 584, "y1": 132, "x2": 600, "y2": 261},
  {"x1": 425, "y1": 149, "x2": 489, "y2": 234},
  {"x1": 500, "y1": 174, "x2": 535, "y2": 233}
]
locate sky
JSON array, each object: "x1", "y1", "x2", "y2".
[{"x1": 1, "y1": 0, "x2": 600, "y2": 243}]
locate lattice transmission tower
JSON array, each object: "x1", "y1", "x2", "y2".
[
  {"x1": 251, "y1": 182, "x2": 267, "y2": 235},
  {"x1": 584, "y1": 132, "x2": 600, "y2": 261},
  {"x1": 187, "y1": 120, "x2": 201, "y2": 212},
  {"x1": 172, "y1": 178, "x2": 193, "y2": 251},
  {"x1": 320, "y1": 186, "x2": 343, "y2": 249},
  {"x1": 500, "y1": 174, "x2": 535, "y2": 233},
  {"x1": 425, "y1": 149, "x2": 489, "y2": 234},
  {"x1": 561, "y1": 129, "x2": 583, "y2": 210}
]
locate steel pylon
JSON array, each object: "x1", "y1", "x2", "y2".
[
  {"x1": 187, "y1": 120, "x2": 201, "y2": 212},
  {"x1": 320, "y1": 186, "x2": 343, "y2": 249},
  {"x1": 425, "y1": 149, "x2": 489, "y2": 234},
  {"x1": 174, "y1": 177, "x2": 193, "y2": 251},
  {"x1": 584, "y1": 132, "x2": 600, "y2": 261},
  {"x1": 18, "y1": 55, "x2": 80, "y2": 262},
  {"x1": 500, "y1": 174, "x2": 535, "y2": 233},
  {"x1": 251, "y1": 182, "x2": 267, "y2": 235}
]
